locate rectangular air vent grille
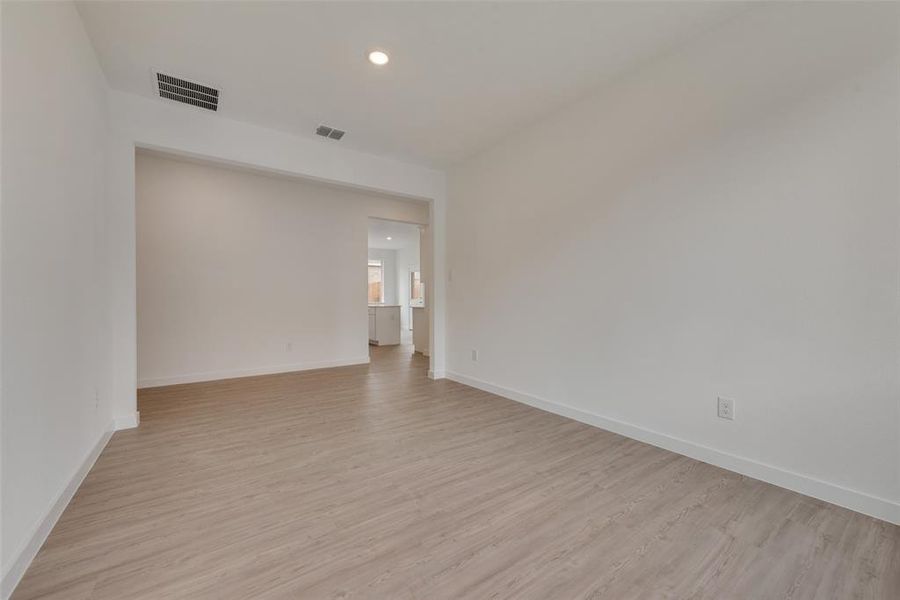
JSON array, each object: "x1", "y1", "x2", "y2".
[
  {"x1": 156, "y1": 73, "x2": 218, "y2": 111},
  {"x1": 316, "y1": 124, "x2": 345, "y2": 140}
]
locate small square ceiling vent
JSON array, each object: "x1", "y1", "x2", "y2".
[
  {"x1": 156, "y1": 72, "x2": 218, "y2": 111},
  {"x1": 316, "y1": 124, "x2": 345, "y2": 140}
]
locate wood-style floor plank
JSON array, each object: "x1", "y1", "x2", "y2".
[{"x1": 12, "y1": 345, "x2": 900, "y2": 599}]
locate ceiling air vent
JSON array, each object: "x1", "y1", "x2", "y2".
[
  {"x1": 156, "y1": 72, "x2": 218, "y2": 111},
  {"x1": 316, "y1": 125, "x2": 345, "y2": 140}
]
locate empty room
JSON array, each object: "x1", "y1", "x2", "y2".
[{"x1": 1, "y1": 1, "x2": 898, "y2": 599}]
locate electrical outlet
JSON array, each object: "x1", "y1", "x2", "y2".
[
  {"x1": 94, "y1": 387, "x2": 100, "y2": 411},
  {"x1": 286, "y1": 342, "x2": 293, "y2": 352},
  {"x1": 717, "y1": 396, "x2": 735, "y2": 420},
  {"x1": 471, "y1": 349, "x2": 478, "y2": 362}
]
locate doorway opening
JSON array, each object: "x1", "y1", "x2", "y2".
[{"x1": 367, "y1": 217, "x2": 427, "y2": 356}]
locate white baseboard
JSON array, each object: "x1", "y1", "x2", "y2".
[
  {"x1": 137, "y1": 356, "x2": 371, "y2": 388},
  {"x1": 1, "y1": 423, "x2": 114, "y2": 600},
  {"x1": 427, "y1": 369, "x2": 445, "y2": 380},
  {"x1": 445, "y1": 371, "x2": 900, "y2": 526},
  {"x1": 114, "y1": 411, "x2": 140, "y2": 430}
]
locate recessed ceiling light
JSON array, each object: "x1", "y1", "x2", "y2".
[
  {"x1": 386, "y1": 236, "x2": 393, "y2": 240},
  {"x1": 368, "y1": 50, "x2": 389, "y2": 66}
]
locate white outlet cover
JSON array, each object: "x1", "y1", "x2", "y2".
[{"x1": 717, "y1": 396, "x2": 734, "y2": 420}]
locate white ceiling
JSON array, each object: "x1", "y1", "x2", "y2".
[
  {"x1": 368, "y1": 218, "x2": 420, "y2": 251},
  {"x1": 76, "y1": 1, "x2": 748, "y2": 167}
]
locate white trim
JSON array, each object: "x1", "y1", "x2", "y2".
[
  {"x1": 427, "y1": 369, "x2": 445, "y2": 380},
  {"x1": 1, "y1": 424, "x2": 115, "y2": 600},
  {"x1": 445, "y1": 371, "x2": 900, "y2": 526},
  {"x1": 137, "y1": 356, "x2": 371, "y2": 389},
  {"x1": 114, "y1": 411, "x2": 140, "y2": 430}
]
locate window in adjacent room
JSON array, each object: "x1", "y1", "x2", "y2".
[
  {"x1": 368, "y1": 259, "x2": 384, "y2": 304},
  {"x1": 410, "y1": 270, "x2": 424, "y2": 305}
]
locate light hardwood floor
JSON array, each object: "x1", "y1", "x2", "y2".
[{"x1": 13, "y1": 345, "x2": 900, "y2": 599}]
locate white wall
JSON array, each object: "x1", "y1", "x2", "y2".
[
  {"x1": 420, "y1": 220, "x2": 437, "y2": 374},
  {"x1": 1, "y1": 1, "x2": 116, "y2": 594},
  {"x1": 137, "y1": 152, "x2": 427, "y2": 387},
  {"x1": 367, "y1": 248, "x2": 398, "y2": 305},
  {"x1": 446, "y1": 2, "x2": 900, "y2": 523}
]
